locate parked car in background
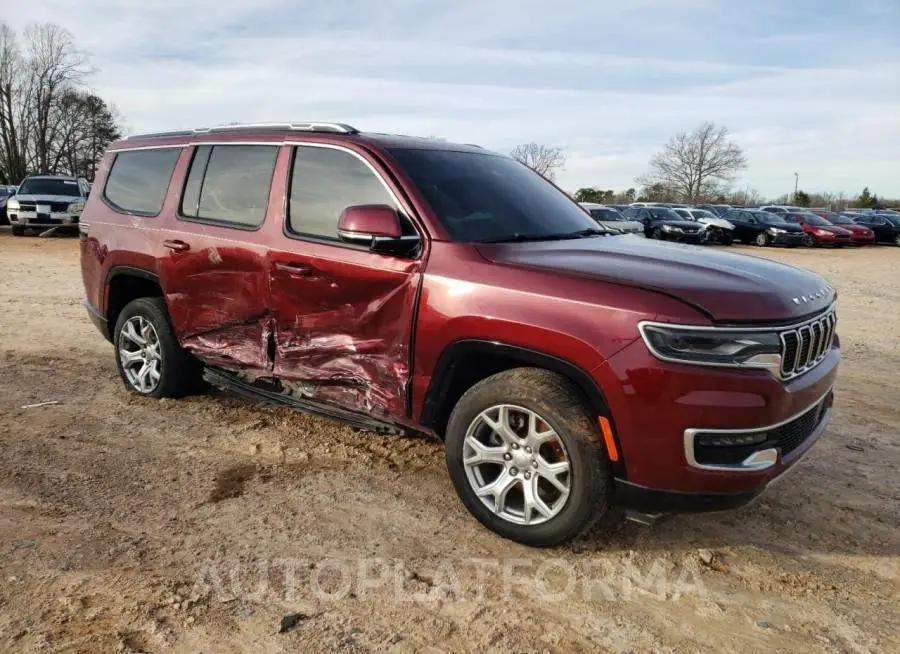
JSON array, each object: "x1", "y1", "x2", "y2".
[
  {"x1": 815, "y1": 213, "x2": 875, "y2": 245},
  {"x1": 674, "y1": 208, "x2": 734, "y2": 244},
  {"x1": 79, "y1": 121, "x2": 840, "y2": 546},
  {"x1": 850, "y1": 213, "x2": 900, "y2": 245},
  {"x1": 579, "y1": 203, "x2": 645, "y2": 235},
  {"x1": 622, "y1": 206, "x2": 706, "y2": 242},
  {"x1": 0, "y1": 185, "x2": 14, "y2": 225},
  {"x1": 694, "y1": 204, "x2": 732, "y2": 217},
  {"x1": 783, "y1": 212, "x2": 853, "y2": 247},
  {"x1": 6, "y1": 175, "x2": 90, "y2": 236},
  {"x1": 724, "y1": 209, "x2": 805, "y2": 247},
  {"x1": 759, "y1": 205, "x2": 792, "y2": 215}
]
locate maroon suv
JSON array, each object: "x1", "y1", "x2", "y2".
[{"x1": 80, "y1": 123, "x2": 839, "y2": 546}]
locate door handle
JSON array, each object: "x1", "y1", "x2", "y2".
[
  {"x1": 274, "y1": 261, "x2": 314, "y2": 276},
  {"x1": 163, "y1": 239, "x2": 190, "y2": 252}
]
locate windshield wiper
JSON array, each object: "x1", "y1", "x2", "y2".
[{"x1": 477, "y1": 227, "x2": 606, "y2": 244}]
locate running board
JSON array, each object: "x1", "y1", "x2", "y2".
[{"x1": 203, "y1": 367, "x2": 404, "y2": 435}]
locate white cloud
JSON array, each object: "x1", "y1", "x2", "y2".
[{"x1": 4, "y1": 0, "x2": 899, "y2": 197}]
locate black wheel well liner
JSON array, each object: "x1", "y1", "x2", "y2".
[
  {"x1": 105, "y1": 267, "x2": 164, "y2": 331},
  {"x1": 419, "y1": 339, "x2": 625, "y2": 474}
]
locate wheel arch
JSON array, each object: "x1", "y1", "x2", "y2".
[
  {"x1": 420, "y1": 339, "x2": 626, "y2": 475},
  {"x1": 105, "y1": 267, "x2": 165, "y2": 335}
]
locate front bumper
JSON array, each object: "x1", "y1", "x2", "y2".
[
  {"x1": 8, "y1": 210, "x2": 80, "y2": 227},
  {"x1": 593, "y1": 335, "x2": 839, "y2": 498},
  {"x1": 771, "y1": 232, "x2": 805, "y2": 246}
]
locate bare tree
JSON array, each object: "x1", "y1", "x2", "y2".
[
  {"x1": 637, "y1": 123, "x2": 747, "y2": 201},
  {"x1": 24, "y1": 23, "x2": 91, "y2": 174},
  {"x1": 510, "y1": 142, "x2": 566, "y2": 180},
  {"x1": 0, "y1": 23, "x2": 32, "y2": 184}
]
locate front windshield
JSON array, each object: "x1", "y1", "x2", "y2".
[
  {"x1": 800, "y1": 214, "x2": 831, "y2": 226},
  {"x1": 690, "y1": 209, "x2": 717, "y2": 220},
  {"x1": 389, "y1": 148, "x2": 597, "y2": 242},
  {"x1": 17, "y1": 178, "x2": 82, "y2": 197},
  {"x1": 589, "y1": 208, "x2": 625, "y2": 222},
  {"x1": 883, "y1": 215, "x2": 900, "y2": 226},
  {"x1": 648, "y1": 207, "x2": 689, "y2": 220}
]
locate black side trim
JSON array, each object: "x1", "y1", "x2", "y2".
[
  {"x1": 106, "y1": 266, "x2": 161, "y2": 286},
  {"x1": 614, "y1": 478, "x2": 761, "y2": 514},
  {"x1": 84, "y1": 301, "x2": 111, "y2": 342},
  {"x1": 204, "y1": 367, "x2": 408, "y2": 436},
  {"x1": 422, "y1": 339, "x2": 626, "y2": 476}
]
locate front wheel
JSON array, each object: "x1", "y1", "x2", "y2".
[
  {"x1": 445, "y1": 368, "x2": 615, "y2": 547},
  {"x1": 651, "y1": 228, "x2": 664, "y2": 240},
  {"x1": 894, "y1": 234, "x2": 900, "y2": 246},
  {"x1": 755, "y1": 232, "x2": 770, "y2": 246},
  {"x1": 11, "y1": 225, "x2": 25, "y2": 236},
  {"x1": 113, "y1": 297, "x2": 201, "y2": 398},
  {"x1": 803, "y1": 235, "x2": 814, "y2": 247}
]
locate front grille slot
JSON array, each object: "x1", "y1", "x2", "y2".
[{"x1": 779, "y1": 309, "x2": 835, "y2": 379}]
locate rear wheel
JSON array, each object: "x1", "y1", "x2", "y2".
[
  {"x1": 755, "y1": 232, "x2": 770, "y2": 246},
  {"x1": 445, "y1": 368, "x2": 615, "y2": 547},
  {"x1": 113, "y1": 297, "x2": 201, "y2": 398}
]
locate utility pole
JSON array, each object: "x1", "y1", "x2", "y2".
[{"x1": 793, "y1": 172, "x2": 799, "y2": 202}]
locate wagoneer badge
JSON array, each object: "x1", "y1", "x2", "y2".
[{"x1": 792, "y1": 287, "x2": 831, "y2": 304}]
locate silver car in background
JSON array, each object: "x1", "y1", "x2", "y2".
[
  {"x1": 675, "y1": 207, "x2": 735, "y2": 244},
  {"x1": 6, "y1": 175, "x2": 89, "y2": 236},
  {"x1": 579, "y1": 203, "x2": 645, "y2": 235}
]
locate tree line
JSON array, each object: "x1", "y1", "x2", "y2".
[
  {"x1": 0, "y1": 22, "x2": 121, "y2": 184},
  {"x1": 510, "y1": 122, "x2": 897, "y2": 209}
]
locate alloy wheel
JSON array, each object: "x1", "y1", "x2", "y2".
[
  {"x1": 462, "y1": 404, "x2": 571, "y2": 526},
  {"x1": 118, "y1": 316, "x2": 162, "y2": 393}
]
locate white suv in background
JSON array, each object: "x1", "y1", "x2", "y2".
[{"x1": 7, "y1": 175, "x2": 90, "y2": 236}]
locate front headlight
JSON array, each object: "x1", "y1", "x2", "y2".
[
  {"x1": 6, "y1": 198, "x2": 19, "y2": 210},
  {"x1": 639, "y1": 323, "x2": 782, "y2": 373},
  {"x1": 68, "y1": 201, "x2": 85, "y2": 214},
  {"x1": 768, "y1": 227, "x2": 785, "y2": 234},
  {"x1": 662, "y1": 225, "x2": 682, "y2": 233}
]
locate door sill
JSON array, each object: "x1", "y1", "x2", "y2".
[{"x1": 203, "y1": 367, "x2": 407, "y2": 436}]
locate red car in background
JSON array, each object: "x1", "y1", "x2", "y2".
[
  {"x1": 812, "y1": 212, "x2": 876, "y2": 245},
  {"x1": 785, "y1": 212, "x2": 853, "y2": 247}
]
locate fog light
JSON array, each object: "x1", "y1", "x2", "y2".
[{"x1": 696, "y1": 433, "x2": 768, "y2": 447}]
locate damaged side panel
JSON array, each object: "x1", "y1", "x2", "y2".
[
  {"x1": 269, "y1": 249, "x2": 422, "y2": 421},
  {"x1": 162, "y1": 242, "x2": 273, "y2": 376}
]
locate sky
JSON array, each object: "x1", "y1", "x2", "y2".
[{"x1": 4, "y1": 0, "x2": 899, "y2": 198}]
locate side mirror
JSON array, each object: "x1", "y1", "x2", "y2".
[{"x1": 337, "y1": 204, "x2": 419, "y2": 256}]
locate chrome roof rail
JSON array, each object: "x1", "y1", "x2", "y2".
[{"x1": 127, "y1": 122, "x2": 359, "y2": 139}]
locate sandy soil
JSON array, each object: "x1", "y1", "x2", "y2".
[{"x1": 0, "y1": 229, "x2": 897, "y2": 653}]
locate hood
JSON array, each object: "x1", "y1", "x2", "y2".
[
  {"x1": 817, "y1": 225, "x2": 852, "y2": 236},
  {"x1": 652, "y1": 219, "x2": 704, "y2": 230},
  {"x1": 11, "y1": 194, "x2": 81, "y2": 204},
  {"x1": 765, "y1": 222, "x2": 804, "y2": 233},
  {"x1": 599, "y1": 220, "x2": 644, "y2": 233},
  {"x1": 476, "y1": 236, "x2": 835, "y2": 323},
  {"x1": 696, "y1": 217, "x2": 734, "y2": 230}
]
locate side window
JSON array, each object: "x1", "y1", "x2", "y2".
[
  {"x1": 179, "y1": 144, "x2": 277, "y2": 228},
  {"x1": 745, "y1": 213, "x2": 757, "y2": 224},
  {"x1": 103, "y1": 148, "x2": 181, "y2": 216},
  {"x1": 287, "y1": 145, "x2": 401, "y2": 239}
]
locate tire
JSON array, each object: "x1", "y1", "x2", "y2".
[
  {"x1": 11, "y1": 225, "x2": 25, "y2": 236},
  {"x1": 445, "y1": 368, "x2": 615, "y2": 547},
  {"x1": 755, "y1": 232, "x2": 770, "y2": 247},
  {"x1": 113, "y1": 297, "x2": 201, "y2": 398},
  {"x1": 651, "y1": 228, "x2": 664, "y2": 240},
  {"x1": 720, "y1": 233, "x2": 733, "y2": 245},
  {"x1": 894, "y1": 234, "x2": 900, "y2": 246},
  {"x1": 803, "y1": 235, "x2": 814, "y2": 247}
]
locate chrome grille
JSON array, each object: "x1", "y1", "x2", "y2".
[{"x1": 780, "y1": 310, "x2": 836, "y2": 378}]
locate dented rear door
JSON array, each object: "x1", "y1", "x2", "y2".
[{"x1": 270, "y1": 143, "x2": 424, "y2": 420}]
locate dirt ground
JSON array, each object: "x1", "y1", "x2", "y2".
[{"x1": 0, "y1": 229, "x2": 897, "y2": 653}]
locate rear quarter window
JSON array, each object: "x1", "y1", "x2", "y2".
[{"x1": 103, "y1": 148, "x2": 181, "y2": 216}]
